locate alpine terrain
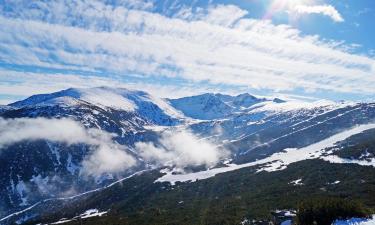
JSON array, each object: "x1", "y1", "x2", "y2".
[{"x1": 0, "y1": 87, "x2": 374, "y2": 225}]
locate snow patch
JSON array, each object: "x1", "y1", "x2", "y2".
[
  {"x1": 156, "y1": 124, "x2": 375, "y2": 184},
  {"x1": 144, "y1": 94, "x2": 184, "y2": 119},
  {"x1": 274, "y1": 210, "x2": 296, "y2": 217},
  {"x1": 289, "y1": 178, "x2": 303, "y2": 186},
  {"x1": 40, "y1": 96, "x2": 79, "y2": 107},
  {"x1": 80, "y1": 209, "x2": 107, "y2": 218},
  {"x1": 78, "y1": 88, "x2": 137, "y2": 111},
  {"x1": 251, "y1": 100, "x2": 353, "y2": 113},
  {"x1": 328, "y1": 180, "x2": 341, "y2": 185},
  {"x1": 47, "y1": 142, "x2": 61, "y2": 166},
  {"x1": 50, "y1": 218, "x2": 73, "y2": 224},
  {"x1": 334, "y1": 215, "x2": 375, "y2": 225},
  {"x1": 143, "y1": 125, "x2": 170, "y2": 132},
  {"x1": 240, "y1": 218, "x2": 251, "y2": 225}
]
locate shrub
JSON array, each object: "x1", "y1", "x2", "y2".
[{"x1": 296, "y1": 197, "x2": 371, "y2": 225}]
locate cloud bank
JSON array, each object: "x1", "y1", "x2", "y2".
[
  {"x1": 136, "y1": 130, "x2": 228, "y2": 168},
  {"x1": 0, "y1": 117, "x2": 136, "y2": 176}
]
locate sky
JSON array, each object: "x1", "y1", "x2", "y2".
[{"x1": 0, "y1": 0, "x2": 374, "y2": 104}]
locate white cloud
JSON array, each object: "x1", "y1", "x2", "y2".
[
  {"x1": 292, "y1": 4, "x2": 344, "y2": 22},
  {"x1": 195, "y1": 4, "x2": 248, "y2": 27},
  {"x1": 136, "y1": 130, "x2": 228, "y2": 168},
  {"x1": 81, "y1": 143, "x2": 135, "y2": 177},
  {"x1": 0, "y1": 117, "x2": 136, "y2": 176},
  {"x1": 0, "y1": 1, "x2": 373, "y2": 100}
]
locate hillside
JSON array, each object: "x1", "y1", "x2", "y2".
[{"x1": 0, "y1": 87, "x2": 374, "y2": 224}]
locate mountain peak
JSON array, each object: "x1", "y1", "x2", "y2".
[
  {"x1": 168, "y1": 93, "x2": 232, "y2": 120},
  {"x1": 272, "y1": 98, "x2": 286, "y2": 103},
  {"x1": 168, "y1": 92, "x2": 280, "y2": 119},
  {"x1": 8, "y1": 87, "x2": 184, "y2": 125},
  {"x1": 9, "y1": 87, "x2": 137, "y2": 111},
  {"x1": 235, "y1": 93, "x2": 257, "y2": 99}
]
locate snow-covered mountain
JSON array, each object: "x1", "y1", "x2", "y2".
[
  {"x1": 1, "y1": 87, "x2": 375, "y2": 225},
  {"x1": 0, "y1": 105, "x2": 13, "y2": 113},
  {"x1": 0, "y1": 87, "x2": 185, "y2": 217},
  {"x1": 168, "y1": 92, "x2": 282, "y2": 120},
  {"x1": 10, "y1": 87, "x2": 184, "y2": 125}
]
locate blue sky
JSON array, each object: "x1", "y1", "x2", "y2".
[{"x1": 0, "y1": 0, "x2": 374, "y2": 104}]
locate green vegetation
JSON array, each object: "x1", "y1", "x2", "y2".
[
  {"x1": 296, "y1": 197, "x2": 371, "y2": 225},
  {"x1": 335, "y1": 139, "x2": 375, "y2": 160},
  {"x1": 25, "y1": 159, "x2": 375, "y2": 225},
  {"x1": 332, "y1": 129, "x2": 375, "y2": 160}
]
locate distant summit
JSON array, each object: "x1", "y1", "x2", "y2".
[{"x1": 168, "y1": 92, "x2": 284, "y2": 119}]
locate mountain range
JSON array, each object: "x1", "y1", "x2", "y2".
[{"x1": 0, "y1": 87, "x2": 374, "y2": 225}]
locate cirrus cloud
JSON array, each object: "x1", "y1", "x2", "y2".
[{"x1": 0, "y1": 0, "x2": 373, "y2": 102}]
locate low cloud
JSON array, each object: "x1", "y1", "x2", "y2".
[
  {"x1": 293, "y1": 4, "x2": 344, "y2": 22},
  {"x1": 81, "y1": 143, "x2": 135, "y2": 176},
  {"x1": 136, "y1": 130, "x2": 228, "y2": 168},
  {"x1": 0, "y1": 117, "x2": 136, "y2": 176}
]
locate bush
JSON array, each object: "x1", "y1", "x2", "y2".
[{"x1": 296, "y1": 197, "x2": 371, "y2": 225}]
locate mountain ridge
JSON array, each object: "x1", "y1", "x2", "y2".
[{"x1": 1, "y1": 87, "x2": 375, "y2": 224}]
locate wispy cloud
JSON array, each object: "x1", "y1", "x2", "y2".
[
  {"x1": 292, "y1": 4, "x2": 344, "y2": 22},
  {"x1": 0, "y1": 0, "x2": 373, "y2": 102},
  {"x1": 171, "y1": 3, "x2": 248, "y2": 27}
]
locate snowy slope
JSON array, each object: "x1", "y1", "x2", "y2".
[
  {"x1": 334, "y1": 215, "x2": 375, "y2": 225},
  {"x1": 10, "y1": 87, "x2": 137, "y2": 110},
  {"x1": 168, "y1": 93, "x2": 282, "y2": 119},
  {"x1": 156, "y1": 123, "x2": 375, "y2": 184},
  {"x1": 9, "y1": 87, "x2": 184, "y2": 125},
  {"x1": 168, "y1": 93, "x2": 234, "y2": 120}
]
